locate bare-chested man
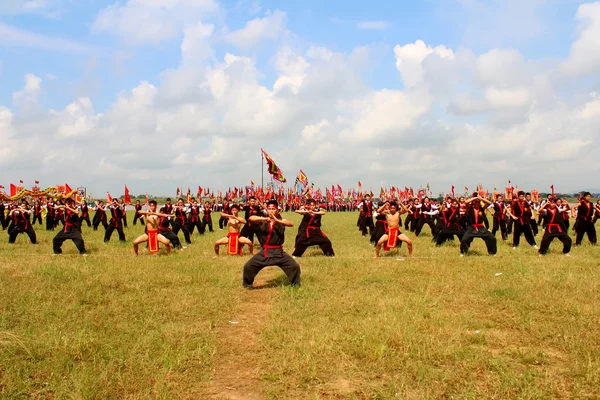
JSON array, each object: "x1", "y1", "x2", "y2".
[
  {"x1": 214, "y1": 204, "x2": 253, "y2": 256},
  {"x1": 375, "y1": 201, "x2": 413, "y2": 258},
  {"x1": 132, "y1": 200, "x2": 171, "y2": 255}
]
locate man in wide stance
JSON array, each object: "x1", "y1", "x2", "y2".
[
  {"x1": 214, "y1": 204, "x2": 254, "y2": 256},
  {"x1": 242, "y1": 200, "x2": 301, "y2": 288},
  {"x1": 292, "y1": 199, "x2": 335, "y2": 258},
  {"x1": 537, "y1": 198, "x2": 571, "y2": 256},
  {"x1": 460, "y1": 194, "x2": 497, "y2": 256},
  {"x1": 52, "y1": 198, "x2": 86, "y2": 255},
  {"x1": 132, "y1": 200, "x2": 171, "y2": 255},
  {"x1": 375, "y1": 201, "x2": 413, "y2": 258}
]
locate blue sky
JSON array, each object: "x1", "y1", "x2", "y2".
[{"x1": 1, "y1": 0, "x2": 600, "y2": 195}]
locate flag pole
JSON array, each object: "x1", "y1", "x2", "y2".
[{"x1": 261, "y1": 150, "x2": 264, "y2": 190}]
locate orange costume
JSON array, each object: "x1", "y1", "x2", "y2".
[
  {"x1": 148, "y1": 229, "x2": 160, "y2": 254},
  {"x1": 227, "y1": 232, "x2": 242, "y2": 255},
  {"x1": 384, "y1": 227, "x2": 399, "y2": 251}
]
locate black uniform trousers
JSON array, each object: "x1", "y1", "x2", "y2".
[
  {"x1": 32, "y1": 213, "x2": 43, "y2": 225},
  {"x1": 512, "y1": 221, "x2": 536, "y2": 247},
  {"x1": 8, "y1": 225, "x2": 37, "y2": 244},
  {"x1": 160, "y1": 229, "x2": 182, "y2": 248},
  {"x1": 104, "y1": 220, "x2": 126, "y2": 242},
  {"x1": 187, "y1": 220, "x2": 203, "y2": 235},
  {"x1": 79, "y1": 215, "x2": 91, "y2": 227},
  {"x1": 359, "y1": 215, "x2": 374, "y2": 236},
  {"x1": 492, "y1": 218, "x2": 508, "y2": 240},
  {"x1": 243, "y1": 248, "x2": 301, "y2": 288},
  {"x1": 53, "y1": 228, "x2": 86, "y2": 254},
  {"x1": 460, "y1": 226, "x2": 497, "y2": 255},
  {"x1": 415, "y1": 217, "x2": 435, "y2": 237},
  {"x1": 93, "y1": 214, "x2": 108, "y2": 230},
  {"x1": 201, "y1": 216, "x2": 213, "y2": 233},
  {"x1": 172, "y1": 220, "x2": 192, "y2": 244},
  {"x1": 292, "y1": 231, "x2": 335, "y2": 257},
  {"x1": 46, "y1": 214, "x2": 55, "y2": 231},
  {"x1": 575, "y1": 220, "x2": 597, "y2": 245},
  {"x1": 436, "y1": 226, "x2": 463, "y2": 246},
  {"x1": 218, "y1": 216, "x2": 228, "y2": 229},
  {"x1": 133, "y1": 213, "x2": 144, "y2": 225},
  {"x1": 539, "y1": 231, "x2": 571, "y2": 254}
]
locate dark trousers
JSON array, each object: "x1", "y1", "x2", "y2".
[
  {"x1": 187, "y1": 220, "x2": 203, "y2": 235},
  {"x1": 460, "y1": 227, "x2": 497, "y2": 255},
  {"x1": 104, "y1": 221, "x2": 126, "y2": 242},
  {"x1": 8, "y1": 225, "x2": 37, "y2": 244},
  {"x1": 530, "y1": 218, "x2": 539, "y2": 235},
  {"x1": 160, "y1": 229, "x2": 181, "y2": 248},
  {"x1": 46, "y1": 215, "x2": 55, "y2": 231},
  {"x1": 575, "y1": 220, "x2": 597, "y2": 245},
  {"x1": 242, "y1": 251, "x2": 301, "y2": 287},
  {"x1": 219, "y1": 216, "x2": 228, "y2": 229},
  {"x1": 507, "y1": 217, "x2": 513, "y2": 234},
  {"x1": 53, "y1": 229, "x2": 86, "y2": 254},
  {"x1": 512, "y1": 222, "x2": 536, "y2": 247},
  {"x1": 240, "y1": 223, "x2": 256, "y2": 243},
  {"x1": 539, "y1": 231, "x2": 571, "y2": 254},
  {"x1": 436, "y1": 226, "x2": 463, "y2": 246},
  {"x1": 122, "y1": 213, "x2": 128, "y2": 228},
  {"x1": 172, "y1": 221, "x2": 192, "y2": 244},
  {"x1": 32, "y1": 214, "x2": 43, "y2": 225},
  {"x1": 415, "y1": 217, "x2": 435, "y2": 236},
  {"x1": 359, "y1": 215, "x2": 374, "y2": 236},
  {"x1": 133, "y1": 213, "x2": 144, "y2": 225},
  {"x1": 292, "y1": 232, "x2": 335, "y2": 257},
  {"x1": 0, "y1": 213, "x2": 6, "y2": 230},
  {"x1": 93, "y1": 214, "x2": 108, "y2": 230},
  {"x1": 492, "y1": 218, "x2": 508, "y2": 240},
  {"x1": 201, "y1": 217, "x2": 213, "y2": 233},
  {"x1": 79, "y1": 215, "x2": 91, "y2": 227}
]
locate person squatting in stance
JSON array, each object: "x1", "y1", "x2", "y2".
[
  {"x1": 158, "y1": 206, "x2": 184, "y2": 249},
  {"x1": 242, "y1": 200, "x2": 301, "y2": 288},
  {"x1": 375, "y1": 201, "x2": 413, "y2": 258},
  {"x1": 537, "y1": 198, "x2": 571, "y2": 256},
  {"x1": 460, "y1": 194, "x2": 497, "y2": 256},
  {"x1": 214, "y1": 204, "x2": 253, "y2": 256},
  {"x1": 52, "y1": 198, "x2": 86, "y2": 255},
  {"x1": 507, "y1": 191, "x2": 538, "y2": 250},
  {"x1": 132, "y1": 200, "x2": 171, "y2": 256},
  {"x1": 172, "y1": 198, "x2": 192, "y2": 245},
  {"x1": 8, "y1": 199, "x2": 37, "y2": 244},
  {"x1": 292, "y1": 199, "x2": 335, "y2": 258},
  {"x1": 436, "y1": 198, "x2": 464, "y2": 246},
  {"x1": 571, "y1": 192, "x2": 597, "y2": 246}
]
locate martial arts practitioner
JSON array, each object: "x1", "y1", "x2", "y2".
[
  {"x1": 92, "y1": 201, "x2": 108, "y2": 231},
  {"x1": 507, "y1": 191, "x2": 537, "y2": 250},
  {"x1": 292, "y1": 199, "x2": 335, "y2": 258},
  {"x1": 32, "y1": 200, "x2": 43, "y2": 226},
  {"x1": 490, "y1": 194, "x2": 508, "y2": 240},
  {"x1": 537, "y1": 198, "x2": 571, "y2": 256},
  {"x1": 214, "y1": 204, "x2": 253, "y2": 256},
  {"x1": 8, "y1": 200, "x2": 37, "y2": 244},
  {"x1": 557, "y1": 199, "x2": 571, "y2": 233},
  {"x1": 593, "y1": 200, "x2": 600, "y2": 224},
  {"x1": 104, "y1": 199, "x2": 126, "y2": 242},
  {"x1": 240, "y1": 196, "x2": 262, "y2": 244},
  {"x1": 242, "y1": 200, "x2": 301, "y2": 288},
  {"x1": 460, "y1": 195, "x2": 497, "y2": 256},
  {"x1": 119, "y1": 199, "x2": 128, "y2": 228},
  {"x1": 435, "y1": 198, "x2": 464, "y2": 246},
  {"x1": 187, "y1": 199, "x2": 203, "y2": 235},
  {"x1": 78, "y1": 200, "x2": 91, "y2": 227},
  {"x1": 133, "y1": 200, "x2": 145, "y2": 226},
  {"x1": 375, "y1": 201, "x2": 413, "y2": 258},
  {"x1": 525, "y1": 193, "x2": 539, "y2": 235},
  {"x1": 219, "y1": 201, "x2": 231, "y2": 230},
  {"x1": 132, "y1": 200, "x2": 171, "y2": 256},
  {"x1": 0, "y1": 200, "x2": 6, "y2": 230},
  {"x1": 200, "y1": 202, "x2": 214, "y2": 233},
  {"x1": 44, "y1": 197, "x2": 55, "y2": 231},
  {"x1": 158, "y1": 206, "x2": 184, "y2": 249},
  {"x1": 404, "y1": 198, "x2": 419, "y2": 232},
  {"x1": 415, "y1": 197, "x2": 437, "y2": 237},
  {"x1": 359, "y1": 194, "x2": 375, "y2": 237},
  {"x1": 571, "y1": 192, "x2": 597, "y2": 246},
  {"x1": 172, "y1": 198, "x2": 192, "y2": 244},
  {"x1": 52, "y1": 198, "x2": 86, "y2": 255}
]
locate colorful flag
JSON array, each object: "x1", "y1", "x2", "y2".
[
  {"x1": 358, "y1": 181, "x2": 362, "y2": 189},
  {"x1": 35, "y1": 180, "x2": 39, "y2": 185},
  {"x1": 261, "y1": 148, "x2": 287, "y2": 183},
  {"x1": 550, "y1": 185, "x2": 555, "y2": 196},
  {"x1": 107, "y1": 192, "x2": 113, "y2": 203},
  {"x1": 124, "y1": 185, "x2": 131, "y2": 204},
  {"x1": 297, "y1": 169, "x2": 309, "y2": 186}
]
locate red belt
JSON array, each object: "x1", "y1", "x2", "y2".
[
  {"x1": 263, "y1": 245, "x2": 282, "y2": 257},
  {"x1": 547, "y1": 223, "x2": 562, "y2": 233},
  {"x1": 472, "y1": 224, "x2": 484, "y2": 228}
]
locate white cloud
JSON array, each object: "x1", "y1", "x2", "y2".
[
  {"x1": 394, "y1": 40, "x2": 455, "y2": 87},
  {"x1": 13, "y1": 73, "x2": 42, "y2": 108},
  {"x1": 356, "y1": 20, "x2": 389, "y2": 30},
  {"x1": 0, "y1": 22, "x2": 89, "y2": 52},
  {"x1": 226, "y1": 10, "x2": 287, "y2": 49},
  {"x1": 560, "y1": 1, "x2": 600, "y2": 77},
  {"x1": 92, "y1": 0, "x2": 220, "y2": 45}
]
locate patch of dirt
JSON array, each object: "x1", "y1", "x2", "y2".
[{"x1": 204, "y1": 267, "x2": 281, "y2": 400}]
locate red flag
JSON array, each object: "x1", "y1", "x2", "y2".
[
  {"x1": 0, "y1": 185, "x2": 4, "y2": 189},
  {"x1": 35, "y1": 180, "x2": 39, "y2": 185},
  {"x1": 198, "y1": 186, "x2": 203, "y2": 197},
  {"x1": 65, "y1": 183, "x2": 72, "y2": 193},
  {"x1": 451, "y1": 185, "x2": 455, "y2": 197},
  {"x1": 19, "y1": 180, "x2": 23, "y2": 184},
  {"x1": 124, "y1": 185, "x2": 131, "y2": 204},
  {"x1": 550, "y1": 185, "x2": 555, "y2": 196},
  {"x1": 10, "y1": 184, "x2": 17, "y2": 196},
  {"x1": 107, "y1": 192, "x2": 113, "y2": 203},
  {"x1": 145, "y1": 192, "x2": 149, "y2": 206}
]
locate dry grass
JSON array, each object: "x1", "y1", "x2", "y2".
[{"x1": 1, "y1": 212, "x2": 599, "y2": 399}]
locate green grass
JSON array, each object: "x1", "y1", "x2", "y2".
[{"x1": 1, "y1": 212, "x2": 600, "y2": 398}]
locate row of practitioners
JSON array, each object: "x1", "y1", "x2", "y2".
[{"x1": 358, "y1": 192, "x2": 599, "y2": 257}]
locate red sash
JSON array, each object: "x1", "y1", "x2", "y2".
[
  {"x1": 148, "y1": 229, "x2": 160, "y2": 254},
  {"x1": 227, "y1": 232, "x2": 242, "y2": 255},
  {"x1": 384, "y1": 227, "x2": 399, "y2": 251}
]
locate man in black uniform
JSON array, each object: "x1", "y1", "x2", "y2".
[
  {"x1": 53, "y1": 198, "x2": 86, "y2": 255},
  {"x1": 415, "y1": 197, "x2": 437, "y2": 237},
  {"x1": 359, "y1": 194, "x2": 374, "y2": 237},
  {"x1": 158, "y1": 206, "x2": 183, "y2": 249},
  {"x1": 32, "y1": 200, "x2": 43, "y2": 225},
  {"x1": 172, "y1": 198, "x2": 192, "y2": 244},
  {"x1": 572, "y1": 192, "x2": 597, "y2": 246},
  {"x1": 240, "y1": 196, "x2": 262, "y2": 244},
  {"x1": 242, "y1": 200, "x2": 301, "y2": 288},
  {"x1": 435, "y1": 198, "x2": 464, "y2": 246},
  {"x1": 104, "y1": 199, "x2": 126, "y2": 242},
  {"x1": 292, "y1": 199, "x2": 335, "y2": 257},
  {"x1": 8, "y1": 200, "x2": 37, "y2": 244},
  {"x1": 200, "y1": 201, "x2": 214, "y2": 233},
  {"x1": 507, "y1": 191, "x2": 537, "y2": 249},
  {"x1": 133, "y1": 200, "x2": 145, "y2": 226},
  {"x1": 538, "y1": 198, "x2": 571, "y2": 255},
  {"x1": 460, "y1": 194, "x2": 497, "y2": 256},
  {"x1": 45, "y1": 197, "x2": 55, "y2": 231},
  {"x1": 490, "y1": 194, "x2": 508, "y2": 240},
  {"x1": 79, "y1": 200, "x2": 91, "y2": 227},
  {"x1": 187, "y1": 199, "x2": 203, "y2": 235},
  {"x1": 92, "y1": 201, "x2": 108, "y2": 231}
]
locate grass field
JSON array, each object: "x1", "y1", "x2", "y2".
[{"x1": 1, "y1": 211, "x2": 599, "y2": 399}]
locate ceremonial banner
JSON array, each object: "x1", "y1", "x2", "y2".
[{"x1": 261, "y1": 148, "x2": 287, "y2": 183}]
